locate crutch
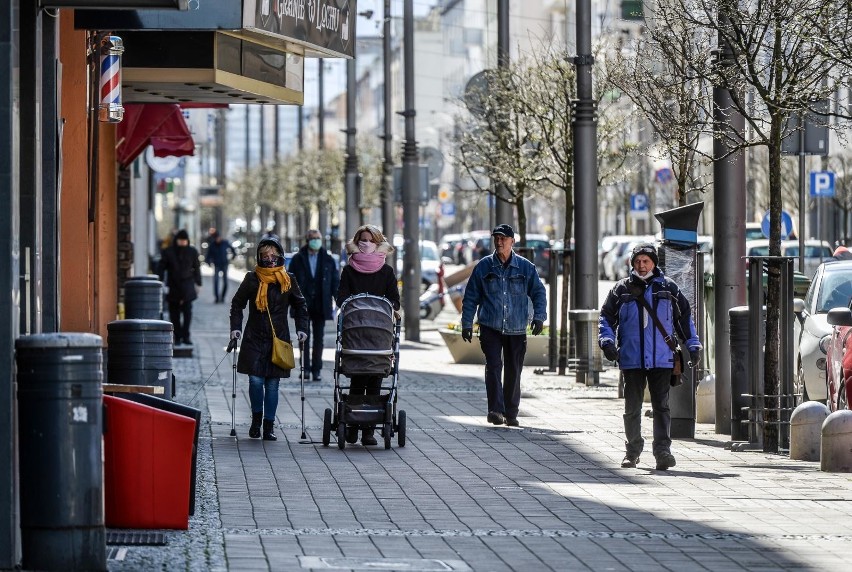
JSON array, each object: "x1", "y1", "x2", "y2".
[
  {"x1": 299, "y1": 338, "x2": 307, "y2": 440},
  {"x1": 227, "y1": 335, "x2": 239, "y2": 437}
]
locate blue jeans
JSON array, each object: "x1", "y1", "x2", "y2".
[
  {"x1": 248, "y1": 376, "x2": 280, "y2": 421},
  {"x1": 622, "y1": 368, "x2": 672, "y2": 457},
  {"x1": 478, "y1": 325, "x2": 526, "y2": 418},
  {"x1": 212, "y1": 264, "x2": 228, "y2": 302}
]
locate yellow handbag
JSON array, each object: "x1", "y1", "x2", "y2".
[{"x1": 266, "y1": 308, "x2": 295, "y2": 370}]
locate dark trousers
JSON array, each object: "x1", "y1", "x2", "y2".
[
  {"x1": 479, "y1": 325, "x2": 526, "y2": 418},
  {"x1": 623, "y1": 368, "x2": 672, "y2": 457},
  {"x1": 349, "y1": 375, "x2": 381, "y2": 397},
  {"x1": 168, "y1": 299, "x2": 193, "y2": 343},
  {"x1": 212, "y1": 265, "x2": 228, "y2": 302},
  {"x1": 303, "y1": 316, "x2": 326, "y2": 376}
]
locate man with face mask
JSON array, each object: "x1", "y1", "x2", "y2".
[
  {"x1": 288, "y1": 230, "x2": 340, "y2": 382},
  {"x1": 158, "y1": 229, "x2": 202, "y2": 345},
  {"x1": 599, "y1": 242, "x2": 702, "y2": 471}
]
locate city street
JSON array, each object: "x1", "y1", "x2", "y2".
[{"x1": 107, "y1": 270, "x2": 852, "y2": 571}]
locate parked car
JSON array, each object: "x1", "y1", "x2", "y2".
[
  {"x1": 439, "y1": 233, "x2": 469, "y2": 265},
  {"x1": 469, "y1": 233, "x2": 553, "y2": 281},
  {"x1": 825, "y1": 306, "x2": 852, "y2": 411},
  {"x1": 745, "y1": 222, "x2": 764, "y2": 241},
  {"x1": 793, "y1": 260, "x2": 852, "y2": 404},
  {"x1": 393, "y1": 236, "x2": 444, "y2": 292},
  {"x1": 746, "y1": 239, "x2": 831, "y2": 278},
  {"x1": 601, "y1": 236, "x2": 636, "y2": 281}
]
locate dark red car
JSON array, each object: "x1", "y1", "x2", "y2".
[{"x1": 824, "y1": 307, "x2": 852, "y2": 411}]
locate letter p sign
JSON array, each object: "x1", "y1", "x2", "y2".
[{"x1": 810, "y1": 171, "x2": 835, "y2": 198}]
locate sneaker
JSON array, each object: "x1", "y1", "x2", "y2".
[
  {"x1": 505, "y1": 417, "x2": 519, "y2": 427},
  {"x1": 655, "y1": 452, "x2": 676, "y2": 470},
  {"x1": 621, "y1": 455, "x2": 639, "y2": 468},
  {"x1": 487, "y1": 411, "x2": 506, "y2": 425}
]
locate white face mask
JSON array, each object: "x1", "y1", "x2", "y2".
[
  {"x1": 358, "y1": 241, "x2": 377, "y2": 254},
  {"x1": 632, "y1": 269, "x2": 654, "y2": 280}
]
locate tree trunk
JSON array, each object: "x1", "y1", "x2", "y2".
[{"x1": 764, "y1": 115, "x2": 784, "y2": 453}]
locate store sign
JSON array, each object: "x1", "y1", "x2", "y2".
[{"x1": 243, "y1": 0, "x2": 355, "y2": 58}]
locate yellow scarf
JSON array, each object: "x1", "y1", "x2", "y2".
[{"x1": 254, "y1": 266, "x2": 291, "y2": 312}]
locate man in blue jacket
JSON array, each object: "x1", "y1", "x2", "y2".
[
  {"x1": 288, "y1": 230, "x2": 340, "y2": 382},
  {"x1": 599, "y1": 243, "x2": 702, "y2": 471},
  {"x1": 461, "y1": 224, "x2": 547, "y2": 427}
]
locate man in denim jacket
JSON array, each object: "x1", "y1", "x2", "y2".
[
  {"x1": 599, "y1": 243, "x2": 701, "y2": 471},
  {"x1": 461, "y1": 224, "x2": 547, "y2": 427}
]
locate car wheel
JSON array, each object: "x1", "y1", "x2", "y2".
[{"x1": 796, "y1": 359, "x2": 810, "y2": 403}]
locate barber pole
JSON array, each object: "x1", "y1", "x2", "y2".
[{"x1": 98, "y1": 35, "x2": 124, "y2": 123}]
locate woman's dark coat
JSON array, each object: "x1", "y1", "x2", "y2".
[
  {"x1": 230, "y1": 271, "x2": 309, "y2": 378},
  {"x1": 159, "y1": 244, "x2": 202, "y2": 303}
]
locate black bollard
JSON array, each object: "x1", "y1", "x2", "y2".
[{"x1": 107, "y1": 319, "x2": 174, "y2": 398}]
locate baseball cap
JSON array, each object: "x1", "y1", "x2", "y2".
[{"x1": 491, "y1": 224, "x2": 515, "y2": 239}]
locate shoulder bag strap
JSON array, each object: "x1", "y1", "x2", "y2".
[
  {"x1": 266, "y1": 307, "x2": 278, "y2": 339},
  {"x1": 634, "y1": 293, "x2": 678, "y2": 352}
]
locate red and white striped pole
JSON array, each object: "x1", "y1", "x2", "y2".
[{"x1": 98, "y1": 35, "x2": 124, "y2": 123}]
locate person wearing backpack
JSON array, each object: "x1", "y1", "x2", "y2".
[{"x1": 598, "y1": 243, "x2": 702, "y2": 471}]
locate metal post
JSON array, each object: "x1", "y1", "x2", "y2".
[
  {"x1": 344, "y1": 56, "x2": 359, "y2": 244},
  {"x1": 401, "y1": 0, "x2": 421, "y2": 342},
  {"x1": 572, "y1": 0, "x2": 598, "y2": 310},
  {"x1": 780, "y1": 257, "x2": 794, "y2": 450},
  {"x1": 748, "y1": 258, "x2": 764, "y2": 448},
  {"x1": 494, "y1": 0, "x2": 513, "y2": 226},
  {"x1": 318, "y1": 59, "x2": 328, "y2": 238},
  {"x1": 798, "y1": 125, "x2": 806, "y2": 272},
  {"x1": 713, "y1": 15, "x2": 747, "y2": 435},
  {"x1": 382, "y1": 0, "x2": 395, "y2": 267}
]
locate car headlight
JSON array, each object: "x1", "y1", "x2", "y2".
[
  {"x1": 817, "y1": 357, "x2": 827, "y2": 371},
  {"x1": 819, "y1": 334, "x2": 832, "y2": 355}
]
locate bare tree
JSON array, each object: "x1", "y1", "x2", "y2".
[{"x1": 651, "y1": 0, "x2": 846, "y2": 451}]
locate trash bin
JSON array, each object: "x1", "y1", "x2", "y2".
[
  {"x1": 116, "y1": 392, "x2": 201, "y2": 515},
  {"x1": 569, "y1": 309, "x2": 601, "y2": 386},
  {"x1": 103, "y1": 394, "x2": 196, "y2": 529},
  {"x1": 125, "y1": 278, "x2": 164, "y2": 320},
  {"x1": 15, "y1": 333, "x2": 106, "y2": 572},
  {"x1": 107, "y1": 319, "x2": 174, "y2": 398}
]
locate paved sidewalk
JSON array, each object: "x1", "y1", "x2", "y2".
[{"x1": 109, "y1": 272, "x2": 852, "y2": 571}]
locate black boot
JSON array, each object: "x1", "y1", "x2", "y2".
[
  {"x1": 262, "y1": 419, "x2": 277, "y2": 441},
  {"x1": 249, "y1": 412, "x2": 262, "y2": 439},
  {"x1": 361, "y1": 429, "x2": 377, "y2": 446}
]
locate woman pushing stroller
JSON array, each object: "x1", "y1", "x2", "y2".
[
  {"x1": 230, "y1": 236, "x2": 309, "y2": 441},
  {"x1": 336, "y1": 224, "x2": 400, "y2": 445}
]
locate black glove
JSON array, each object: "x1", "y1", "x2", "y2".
[
  {"x1": 602, "y1": 343, "x2": 618, "y2": 362},
  {"x1": 461, "y1": 328, "x2": 473, "y2": 343},
  {"x1": 530, "y1": 320, "x2": 544, "y2": 336},
  {"x1": 689, "y1": 349, "x2": 701, "y2": 367}
]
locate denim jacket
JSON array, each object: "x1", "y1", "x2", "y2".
[{"x1": 461, "y1": 251, "x2": 547, "y2": 335}]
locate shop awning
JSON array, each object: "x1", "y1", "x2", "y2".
[{"x1": 116, "y1": 103, "x2": 194, "y2": 168}]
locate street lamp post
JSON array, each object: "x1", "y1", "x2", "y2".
[
  {"x1": 494, "y1": 0, "x2": 513, "y2": 226},
  {"x1": 382, "y1": 0, "x2": 394, "y2": 263},
  {"x1": 401, "y1": 0, "x2": 420, "y2": 342},
  {"x1": 344, "y1": 55, "x2": 359, "y2": 243}
]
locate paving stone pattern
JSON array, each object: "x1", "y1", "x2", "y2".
[{"x1": 108, "y1": 270, "x2": 852, "y2": 571}]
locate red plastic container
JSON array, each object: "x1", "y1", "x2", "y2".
[{"x1": 103, "y1": 395, "x2": 195, "y2": 529}]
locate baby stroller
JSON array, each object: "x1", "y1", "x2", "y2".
[{"x1": 322, "y1": 293, "x2": 406, "y2": 449}]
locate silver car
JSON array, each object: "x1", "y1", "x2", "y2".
[{"x1": 794, "y1": 260, "x2": 852, "y2": 402}]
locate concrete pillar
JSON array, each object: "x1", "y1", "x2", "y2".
[
  {"x1": 790, "y1": 401, "x2": 829, "y2": 461},
  {"x1": 820, "y1": 410, "x2": 852, "y2": 472}
]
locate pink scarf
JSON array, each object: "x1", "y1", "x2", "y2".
[{"x1": 348, "y1": 251, "x2": 386, "y2": 273}]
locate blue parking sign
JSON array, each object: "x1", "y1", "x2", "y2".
[
  {"x1": 810, "y1": 171, "x2": 835, "y2": 197},
  {"x1": 630, "y1": 193, "x2": 648, "y2": 211}
]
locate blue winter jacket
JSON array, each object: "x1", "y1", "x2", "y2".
[
  {"x1": 598, "y1": 268, "x2": 701, "y2": 370},
  {"x1": 461, "y1": 251, "x2": 547, "y2": 335}
]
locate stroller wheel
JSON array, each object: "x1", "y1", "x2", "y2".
[
  {"x1": 336, "y1": 423, "x2": 346, "y2": 450},
  {"x1": 322, "y1": 408, "x2": 332, "y2": 447},
  {"x1": 383, "y1": 423, "x2": 392, "y2": 449},
  {"x1": 397, "y1": 410, "x2": 406, "y2": 447}
]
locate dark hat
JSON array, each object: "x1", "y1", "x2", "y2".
[
  {"x1": 630, "y1": 242, "x2": 658, "y2": 267},
  {"x1": 491, "y1": 224, "x2": 515, "y2": 239},
  {"x1": 175, "y1": 229, "x2": 189, "y2": 241}
]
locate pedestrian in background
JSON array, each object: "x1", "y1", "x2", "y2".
[
  {"x1": 288, "y1": 229, "x2": 340, "y2": 382},
  {"x1": 230, "y1": 236, "x2": 309, "y2": 441},
  {"x1": 598, "y1": 243, "x2": 702, "y2": 471},
  {"x1": 336, "y1": 224, "x2": 399, "y2": 446},
  {"x1": 158, "y1": 229, "x2": 202, "y2": 346},
  {"x1": 460, "y1": 224, "x2": 547, "y2": 428},
  {"x1": 205, "y1": 228, "x2": 236, "y2": 303}
]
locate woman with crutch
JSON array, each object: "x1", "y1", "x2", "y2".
[{"x1": 230, "y1": 236, "x2": 309, "y2": 440}]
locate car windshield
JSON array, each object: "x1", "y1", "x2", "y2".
[
  {"x1": 817, "y1": 270, "x2": 852, "y2": 312},
  {"x1": 421, "y1": 243, "x2": 438, "y2": 260}
]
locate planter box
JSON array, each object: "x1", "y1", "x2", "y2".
[{"x1": 439, "y1": 329, "x2": 550, "y2": 366}]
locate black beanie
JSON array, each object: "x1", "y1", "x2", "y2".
[
  {"x1": 175, "y1": 230, "x2": 189, "y2": 241},
  {"x1": 630, "y1": 243, "x2": 658, "y2": 267}
]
